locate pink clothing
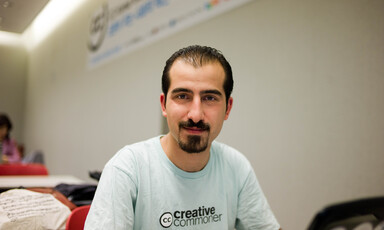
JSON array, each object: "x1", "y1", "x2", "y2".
[{"x1": 1, "y1": 139, "x2": 21, "y2": 163}]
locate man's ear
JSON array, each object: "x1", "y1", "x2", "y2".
[
  {"x1": 224, "y1": 97, "x2": 233, "y2": 120},
  {"x1": 160, "y1": 93, "x2": 167, "y2": 117}
]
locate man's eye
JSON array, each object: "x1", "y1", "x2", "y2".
[
  {"x1": 177, "y1": 94, "x2": 188, "y2": 99},
  {"x1": 204, "y1": 96, "x2": 217, "y2": 101}
]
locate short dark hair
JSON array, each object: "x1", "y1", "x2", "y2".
[
  {"x1": 0, "y1": 113, "x2": 12, "y2": 140},
  {"x1": 161, "y1": 45, "x2": 233, "y2": 105}
]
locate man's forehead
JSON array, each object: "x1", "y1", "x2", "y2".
[
  {"x1": 169, "y1": 59, "x2": 225, "y2": 78},
  {"x1": 168, "y1": 61, "x2": 225, "y2": 90}
]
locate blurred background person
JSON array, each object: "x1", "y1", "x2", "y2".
[{"x1": 0, "y1": 113, "x2": 21, "y2": 163}]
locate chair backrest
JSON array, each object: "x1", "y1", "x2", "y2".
[
  {"x1": 22, "y1": 151, "x2": 45, "y2": 164},
  {"x1": 65, "y1": 205, "x2": 91, "y2": 230},
  {"x1": 0, "y1": 163, "x2": 49, "y2": 175},
  {"x1": 307, "y1": 197, "x2": 384, "y2": 230}
]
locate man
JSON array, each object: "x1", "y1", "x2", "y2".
[{"x1": 85, "y1": 45, "x2": 280, "y2": 229}]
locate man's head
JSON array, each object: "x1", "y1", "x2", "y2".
[
  {"x1": 162, "y1": 45, "x2": 233, "y2": 106},
  {"x1": 160, "y1": 45, "x2": 234, "y2": 154}
]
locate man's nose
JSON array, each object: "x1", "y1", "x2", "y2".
[{"x1": 187, "y1": 97, "x2": 204, "y2": 123}]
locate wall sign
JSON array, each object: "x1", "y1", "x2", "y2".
[{"x1": 87, "y1": 0, "x2": 252, "y2": 68}]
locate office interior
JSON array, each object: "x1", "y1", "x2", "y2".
[{"x1": 1, "y1": 0, "x2": 384, "y2": 229}]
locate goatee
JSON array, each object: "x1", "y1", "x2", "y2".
[{"x1": 178, "y1": 120, "x2": 210, "y2": 153}]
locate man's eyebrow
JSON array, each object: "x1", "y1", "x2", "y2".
[
  {"x1": 170, "y1": 88, "x2": 223, "y2": 97},
  {"x1": 171, "y1": 88, "x2": 192, "y2": 94},
  {"x1": 201, "y1": 90, "x2": 223, "y2": 97}
]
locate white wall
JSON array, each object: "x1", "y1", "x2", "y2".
[
  {"x1": 0, "y1": 36, "x2": 27, "y2": 143},
  {"x1": 215, "y1": 1, "x2": 384, "y2": 228},
  {"x1": 14, "y1": 0, "x2": 384, "y2": 229}
]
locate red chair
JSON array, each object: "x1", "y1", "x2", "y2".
[
  {"x1": 0, "y1": 163, "x2": 49, "y2": 175},
  {"x1": 65, "y1": 205, "x2": 91, "y2": 230}
]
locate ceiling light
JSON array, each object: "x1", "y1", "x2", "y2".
[{"x1": 22, "y1": 0, "x2": 87, "y2": 51}]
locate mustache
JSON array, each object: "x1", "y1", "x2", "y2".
[{"x1": 179, "y1": 119, "x2": 210, "y2": 131}]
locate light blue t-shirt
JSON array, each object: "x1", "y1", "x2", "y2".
[{"x1": 85, "y1": 136, "x2": 280, "y2": 230}]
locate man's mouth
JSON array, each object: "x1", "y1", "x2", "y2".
[
  {"x1": 179, "y1": 120, "x2": 210, "y2": 134},
  {"x1": 182, "y1": 126, "x2": 206, "y2": 134}
]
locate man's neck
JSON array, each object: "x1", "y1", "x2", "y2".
[{"x1": 160, "y1": 134, "x2": 210, "y2": 172}]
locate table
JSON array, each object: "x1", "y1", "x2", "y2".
[{"x1": 0, "y1": 175, "x2": 86, "y2": 191}]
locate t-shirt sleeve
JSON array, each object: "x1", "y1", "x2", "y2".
[
  {"x1": 84, "y1": 152, "x2": 137, "y2": 230},
  {"x1": 235, "y1": 168, "x2": 280, "y2": 230}
]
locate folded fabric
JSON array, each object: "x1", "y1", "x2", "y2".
[{"x1": 0, "y1": 189, "x2": 71, "y2": 230}]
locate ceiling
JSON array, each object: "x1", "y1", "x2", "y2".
[{"x1": 0, "y1": 0, "x2": 50, "y2": 34}]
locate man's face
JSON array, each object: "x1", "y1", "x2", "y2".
[{"x1": 160, "y1": 60, "x2": 233, "y2": 153}]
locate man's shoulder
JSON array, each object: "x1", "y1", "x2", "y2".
[
  {"x1": 210, "y1": 141, "x2": 255, "y2": 190},
  {"x1": 211, "y1": 141, "x2": 251, "y2": 169},
  {"x1": 106, "y1": 136, "x2": 160, "y2": 168},
  {"x1": 122, "y1": 136, "x2": 159, "y2": 152}
]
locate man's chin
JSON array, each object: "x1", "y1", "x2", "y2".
[{"x1": 178, "y1": 135, "x2": 209, "y2": 153}]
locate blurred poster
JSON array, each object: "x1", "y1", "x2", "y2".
[{"x1": 87, "y1": 0, "x2": 252, "y2": 68}]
